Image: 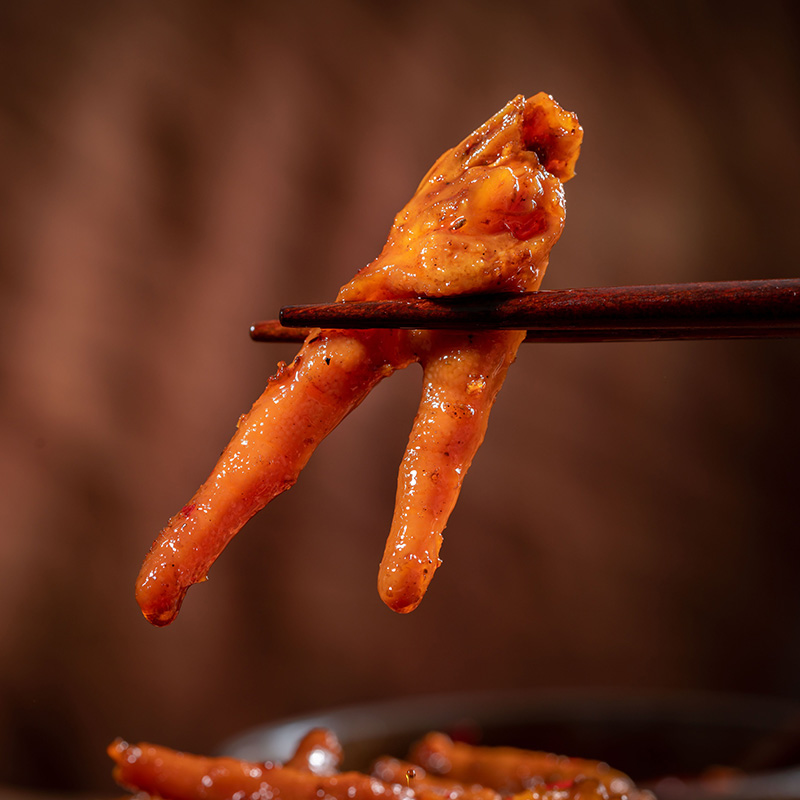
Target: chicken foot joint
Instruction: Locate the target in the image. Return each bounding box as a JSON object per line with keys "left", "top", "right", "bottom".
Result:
{"left": 136, "top": 93, "right": 583, "bottom": 625}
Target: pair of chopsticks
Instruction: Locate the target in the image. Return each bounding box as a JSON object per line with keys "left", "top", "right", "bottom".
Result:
{"left": 250, "top": 278, "right": 800, "bottom": 344}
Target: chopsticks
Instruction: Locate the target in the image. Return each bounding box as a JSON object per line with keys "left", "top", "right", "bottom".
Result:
{"left": 250, "top": 278, "right": 800, "bottom": 344}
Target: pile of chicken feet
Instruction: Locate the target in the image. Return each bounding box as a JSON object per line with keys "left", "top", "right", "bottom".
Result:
{"left": 110, "top": 727, "right": 649, "bottom": 800}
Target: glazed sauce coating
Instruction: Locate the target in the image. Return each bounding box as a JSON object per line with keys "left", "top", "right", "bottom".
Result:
{"left": 109, "top": 728, "right": 648, "bottom": 800}
{"left": 410, "top": 732, "right": 634, "bottom": 795}
{"left": 136, "top": 93, "right": 582, "bottom": 624}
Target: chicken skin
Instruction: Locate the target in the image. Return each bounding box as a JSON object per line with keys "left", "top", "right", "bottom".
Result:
{"left": 136, "top": 93, "right": 582, "bottom": 625}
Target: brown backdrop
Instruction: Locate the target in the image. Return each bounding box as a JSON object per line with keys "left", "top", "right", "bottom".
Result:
{"left": 1, "top": 0, "right": 799, "bottom": 794}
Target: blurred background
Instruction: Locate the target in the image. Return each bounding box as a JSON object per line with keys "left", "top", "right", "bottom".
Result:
{"left": 1, "top": 0, "right": 799, "bottom": 795}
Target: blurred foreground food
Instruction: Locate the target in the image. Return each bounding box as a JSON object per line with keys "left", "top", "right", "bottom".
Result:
{"left": 110, "top": 729, "right": 648, "bottom": 800}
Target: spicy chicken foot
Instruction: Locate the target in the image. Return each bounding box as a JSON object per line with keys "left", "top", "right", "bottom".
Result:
{"left": 410, "top": 732, "right": 635, "bottom": 795}
{"left": 137, "top": 92, "right": 582, "bottom": 624}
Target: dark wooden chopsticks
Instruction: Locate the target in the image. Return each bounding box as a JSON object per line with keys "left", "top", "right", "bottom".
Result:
{"left": 250, "top": 278, "right": 800, "bottom": 344}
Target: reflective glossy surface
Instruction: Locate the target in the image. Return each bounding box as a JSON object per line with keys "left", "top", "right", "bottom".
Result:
{"left": 136, "top": 94, "right": 582, "bottom": 624}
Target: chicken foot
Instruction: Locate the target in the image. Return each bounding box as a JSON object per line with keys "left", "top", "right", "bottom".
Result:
{"left": 136, "top": 93, "right": 582, "bottom": 624}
